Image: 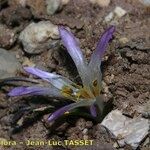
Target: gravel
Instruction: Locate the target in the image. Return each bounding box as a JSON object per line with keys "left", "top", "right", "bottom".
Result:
{"left": 0, "top": 48, "right": 21, "bottom": 79}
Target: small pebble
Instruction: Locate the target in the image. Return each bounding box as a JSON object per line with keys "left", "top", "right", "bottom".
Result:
{"left": 82, "top": 128, "right": 88, "bottom": 134}
{"left": 46, "top": 0, "right": 61, "bottom": 15}
{"left": 105, "top": 12, "right": 114, "bottom": 22}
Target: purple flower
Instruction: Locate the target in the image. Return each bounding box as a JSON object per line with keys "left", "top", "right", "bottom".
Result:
{"left": 8, "top": 26, "right": 115, "bottom": 121}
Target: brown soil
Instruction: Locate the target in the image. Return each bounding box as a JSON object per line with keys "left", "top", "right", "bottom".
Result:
{"left": 0, "top": 0, "right": 149, "bottom": 150}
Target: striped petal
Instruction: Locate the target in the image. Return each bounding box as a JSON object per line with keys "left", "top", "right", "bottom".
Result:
{"left": 58, "top": 26, "right": 89, "bottom": 87}
{"left": 24, "top": 67, "right": 76, "bottom": 90}
{"left": 48, "top": 99, "right": 94, "bottom": 122}
{"left": 8, "top": 86, "right": 64, "bottom": 98}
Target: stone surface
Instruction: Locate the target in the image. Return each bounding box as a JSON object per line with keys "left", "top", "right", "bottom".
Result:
{"left": 46, "top": 0, "right": 61, "bottom": 15}
{"left": 105, "top": 6, "right": 127, "bottom": 23}
{"left": 104, "top": 12, "right": 114, "bottom": 22}
{"left": 89, "top": 0, "right": 110, "bottom": 7}
{"left": 62, "top": 0, "right": 70, "bottom": 5}
{"left": 101, "top": 110, "right": 149, "bottom": 149}
{"left": 0, "top": 24, "right": 16, "bottom": 49}
{"left": 46, "top": 0, "right": 70, "bottom": 15}
{"left": 19, "top": 21, "right": 59, "bottom": 54}
{"left": 114, "top": 6, "right": 127, "bottom": 18}
{"left": 0, "top": 48, "right": 21, "bottom": 79}
{"left": 139, "top": 0, "right": 150, "bottom": 6}
{"left": 134, "top": 100, "right": 150, "bottom": 118}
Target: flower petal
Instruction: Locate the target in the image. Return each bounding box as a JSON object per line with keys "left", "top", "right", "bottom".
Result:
{"left": 90, "top": 104, "right": 97, "bottom": 117}
{"left": 24, "top": 67, "right": 76, "bottom": 90}
{"left": 89, "top": 26, "right": 115, "bottom": 64}
{"left": 88, "top": 26, "right": 115, "bottom": 93}
{"left": 58, "top": 26, "right": 89, "bottom": 87}
{"left": 8, "top": 86, "right": 64, "bottom": 98}
{"left": 48, "top": 99, "right": 94, "bottom": 122}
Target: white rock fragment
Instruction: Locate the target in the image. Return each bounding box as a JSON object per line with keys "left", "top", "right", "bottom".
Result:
{"left": 105, "top": 12, "right": 114, "bottom": 22}
{"left": 19, "top": 21, "right": 59, "bottom": 54}
{"left": 89, "top": 0, "right": 110, "bottom": 7}
{"left": 105, "top": 6, "right": 127, "bottom": 23}
{"left": 101, "top": 110, "right": 149, "bottom": 149}
{"left": 46, "top": 0, "right": 61, "bottom": 15}
{"left": 46, "top": 0, "right": 69, "bottom": 15}
{"left": 114, "top": 6, "right": 127, "bottom": 18}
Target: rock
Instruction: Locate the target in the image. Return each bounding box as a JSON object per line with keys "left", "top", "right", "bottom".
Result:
{"left": 101, "top": 110, "right": 149, "bottom": 149}
{"left": 0, "top": 24, "right": 16, "bottom": 49}
{"left": 114, "top": 6, "right": 127, "bottom": 18}
{"left": 119, "top": 37, "right": 129, "bottom": 44}
{"left": 46, "top": 0, "right": 70, "bottom": 15}
{"left": 139, "top": 0, "right": 150, "bottom": 6}
{"left": 105, "top": 12, "right": 114, "bottom": 22}
{"left": 0, "top": 48, "right": 21, "bottom": 79}
{"left": 62, "top": 0, "right": 70, "bottom": 5}
{"left": 46, "top": 0, "right": 61, "bottom": 15}
{"left": 82, "top": 128, "right": 88, "bottom": 134}
{"left": 105, "top": 6, "right": 127, "bottom": 23}
{"left": 89, "top": 0, "right": 110, "bottom": 7}
{"left": 19, "top": 21, "right": 59, "bottom": 54}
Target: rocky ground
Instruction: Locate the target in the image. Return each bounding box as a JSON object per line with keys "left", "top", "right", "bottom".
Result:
{"left": 0, "top": 0, "right": 149, "bottom": 150}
